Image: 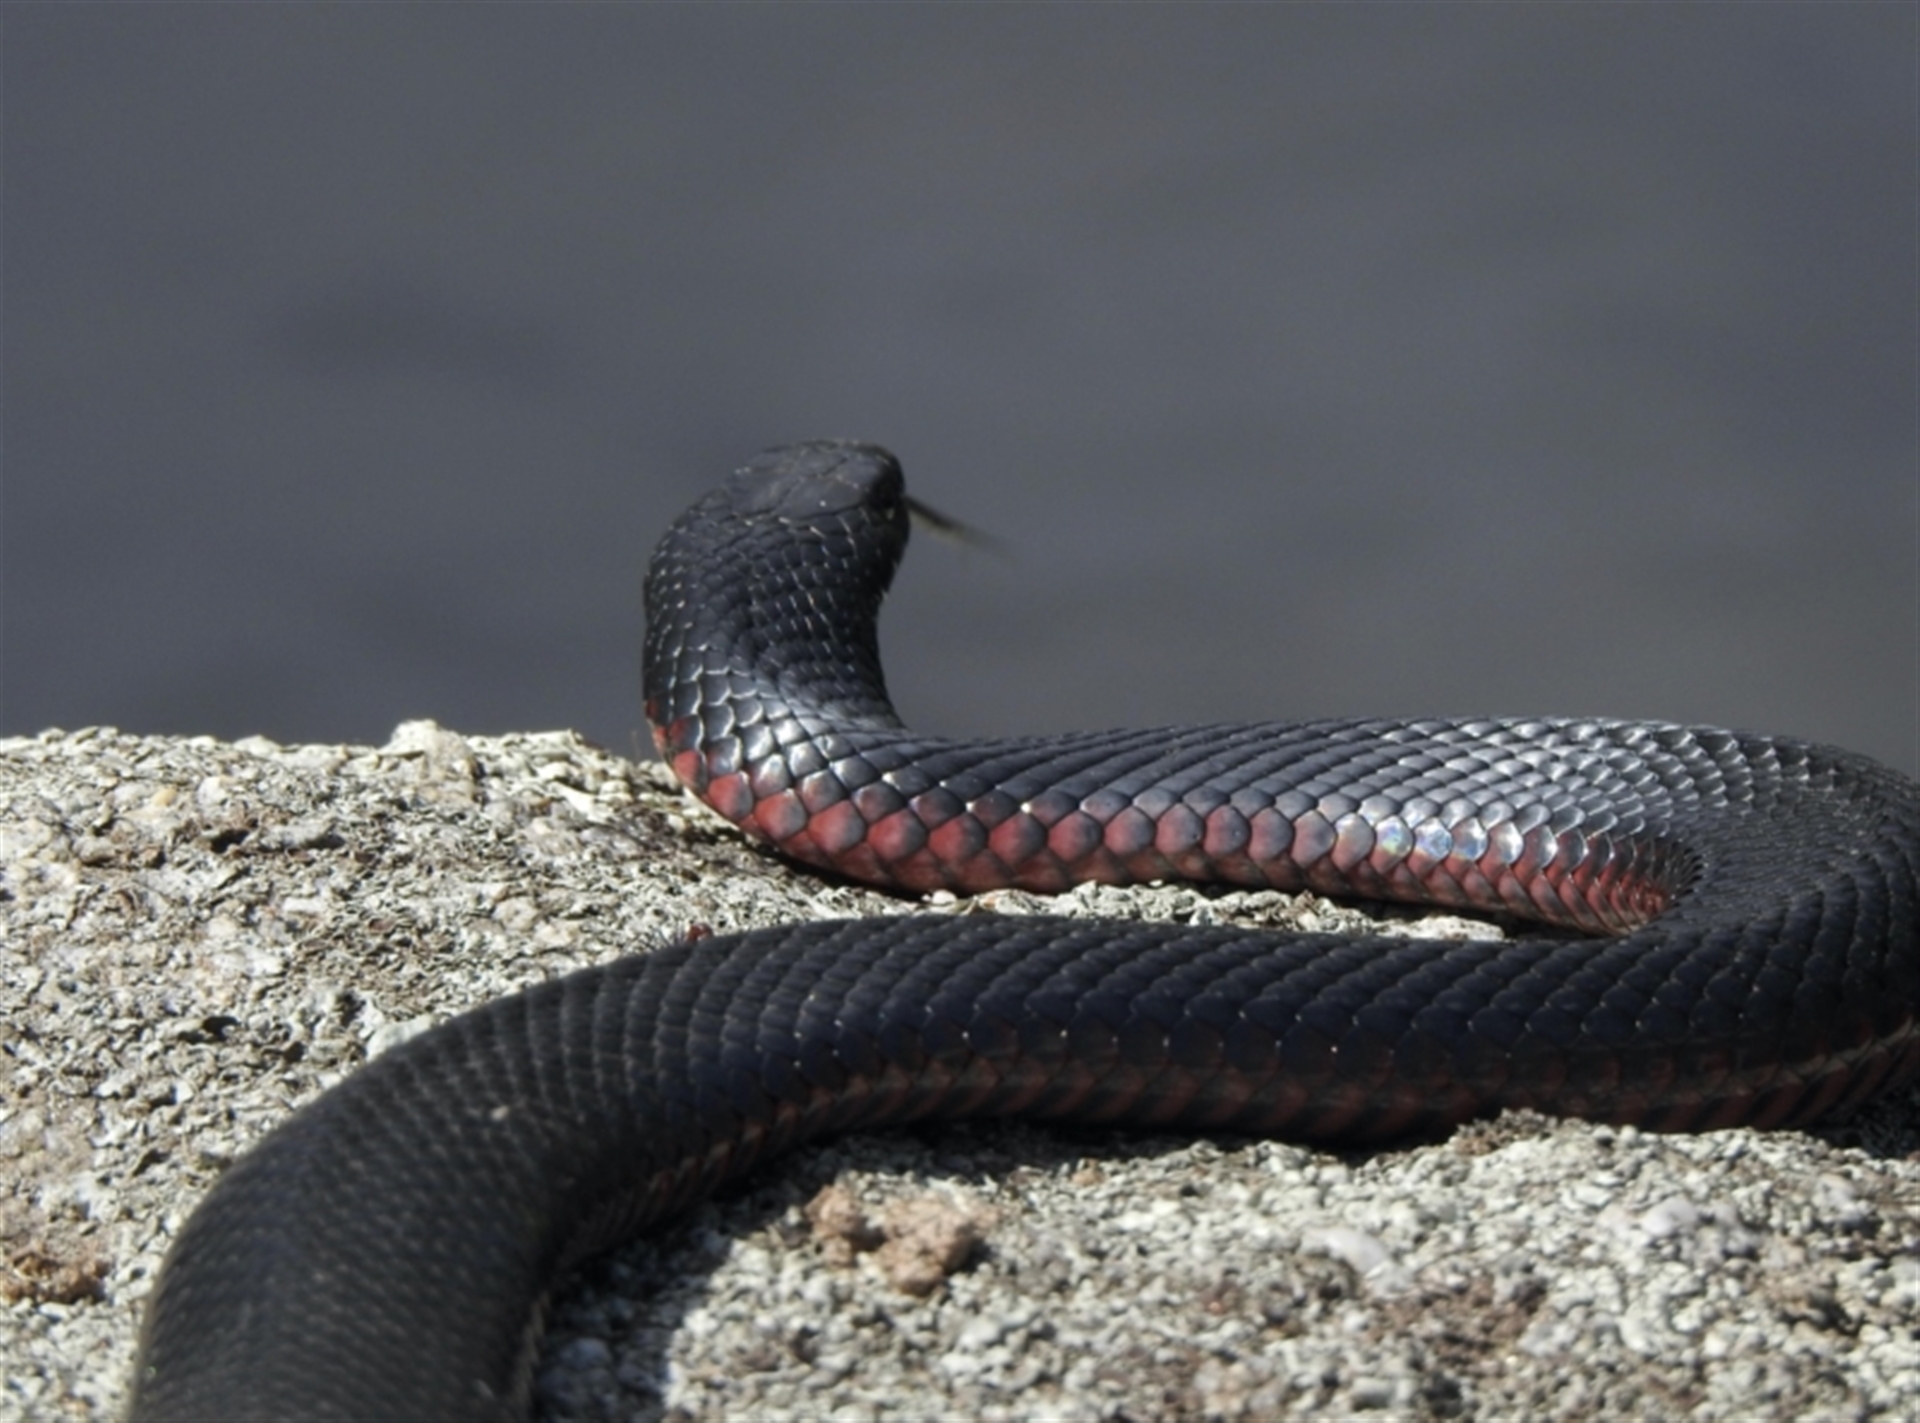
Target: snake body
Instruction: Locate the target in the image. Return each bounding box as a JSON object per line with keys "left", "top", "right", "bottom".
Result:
{"left": 129, "top": 441, "right": 1920, "bottom": 1420}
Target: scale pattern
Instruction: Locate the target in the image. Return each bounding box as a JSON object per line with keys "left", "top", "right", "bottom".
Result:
{"left": 130, "top": 441, "right": 1920, "bottom": 1421}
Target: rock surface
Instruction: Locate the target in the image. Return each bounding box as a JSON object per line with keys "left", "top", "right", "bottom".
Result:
{"left": 3, "top": 724, "right": 1918, "bottom": 1421}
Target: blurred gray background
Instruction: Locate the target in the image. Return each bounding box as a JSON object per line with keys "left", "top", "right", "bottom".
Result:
{"left": 6, "top": 5, "right": 1916, "bottom": 776}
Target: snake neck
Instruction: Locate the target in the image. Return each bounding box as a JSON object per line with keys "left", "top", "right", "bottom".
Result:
{"left": 643, "top": 441, "right": 911, "bottom": 746}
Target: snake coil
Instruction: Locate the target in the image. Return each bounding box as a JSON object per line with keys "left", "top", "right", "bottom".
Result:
{"left": 130, "top": 441, "right": 1920, "bottom": 1421}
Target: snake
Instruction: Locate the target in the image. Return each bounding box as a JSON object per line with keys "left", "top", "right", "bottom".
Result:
{"left": 128, "top": 440, "right": 1920, "bottom": 1421}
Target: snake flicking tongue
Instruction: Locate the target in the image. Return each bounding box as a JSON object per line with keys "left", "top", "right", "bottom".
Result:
{"left": 129, "top": 441, "right": 1920, "bottom": 1422}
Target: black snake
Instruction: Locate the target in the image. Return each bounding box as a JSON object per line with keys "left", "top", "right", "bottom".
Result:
{"left": 129, "top": 440, "right": 1920, "bottom": 1420}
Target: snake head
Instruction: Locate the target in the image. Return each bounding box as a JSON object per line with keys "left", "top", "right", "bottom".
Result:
{"left": 725, "top": 439, "right": 907, "bottom": 527}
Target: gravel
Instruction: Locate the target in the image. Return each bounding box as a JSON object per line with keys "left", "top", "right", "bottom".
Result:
{"left": 4, "top": 723, "right": 1918, "bottom": 1421}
